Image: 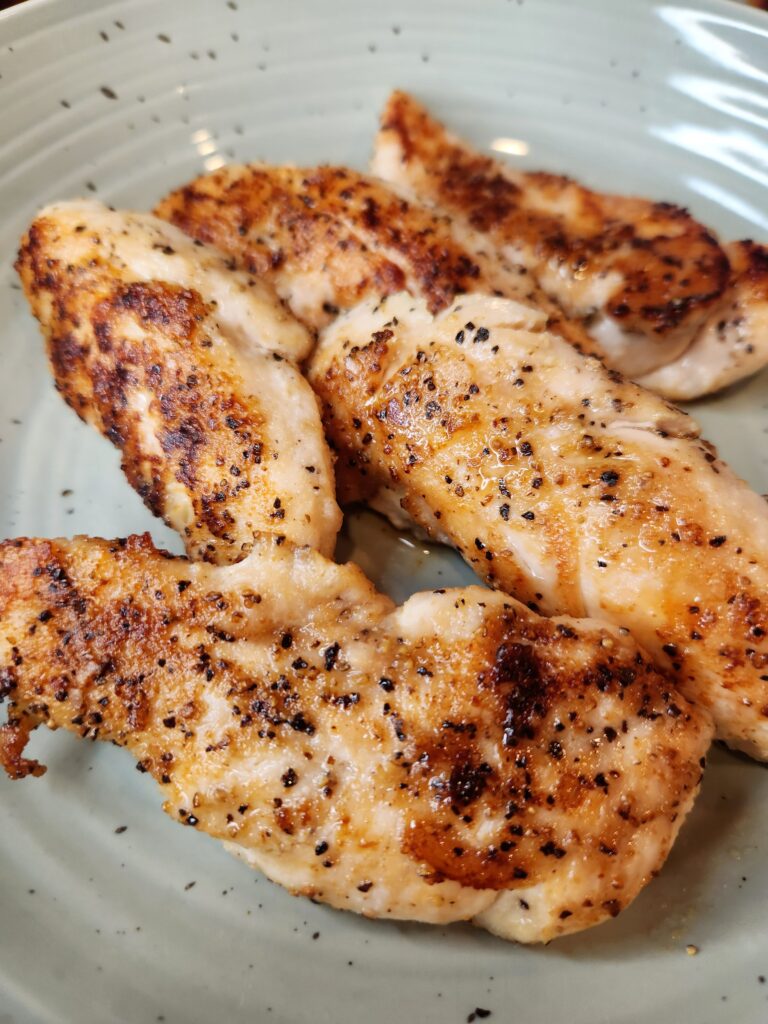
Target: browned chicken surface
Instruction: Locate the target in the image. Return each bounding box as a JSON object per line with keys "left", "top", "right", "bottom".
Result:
{"left": 155, "top": 163, "right": 601, "bottom": 357}
{"left": 309, "top": 292, "right": 768, "bottom": 759}
{"left": 638, "top": 240, "right": 768, "bottom": 400}
{"left": 372, "top": 91, "right": 768, "bottom": 395}
{"left": 16, "top": 201, "right": 341, "bottom": 562}
{"left": 0, "top": 533, "right": 712, "bottom": 943}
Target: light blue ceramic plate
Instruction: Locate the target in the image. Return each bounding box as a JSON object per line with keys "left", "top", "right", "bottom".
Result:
{"left": 1, "top": 0, "right": 768, "bottom": 1021}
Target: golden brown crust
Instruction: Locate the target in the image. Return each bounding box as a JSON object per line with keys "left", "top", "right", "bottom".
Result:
{"left": 157, "top": 165, "right": 474, "bottom": 316}
{"left": 16, "top": 209, "right": 340, "bottom": 562}
{"left": 310, "top": 293, "right": 768, "bottom": 756}
{"left": 634, "top": 238, "right": 768, "bottom": 399}
{"left": 377, "top": 90, "right": 731, "bottom": 351}
{"left": 155, "top": 164, "right": 602, "bottom": 358}
{"left": 0, "top": 534, "right": 710, "bottom": 935}
{"left": 728, "top": 239, "right": 768, "bottom": 290}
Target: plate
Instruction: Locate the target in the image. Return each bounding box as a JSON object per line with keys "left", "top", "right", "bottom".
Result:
{"left": 1, "top": 0, "right": 768, "bottom": 1021}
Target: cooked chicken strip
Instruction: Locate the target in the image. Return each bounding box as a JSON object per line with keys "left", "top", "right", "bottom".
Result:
{"left": 16, "top": 201, "right": 340, "bottom": 561}
{"left": 310, "top": 292, "right": 768, "bottom": 759}
{"left": 637, "top": 241, "right": 768, "bottom": 400}
{"left": 371, "top": 91, "right": 768, "bottom": 394}
{"left": 0, "top": 532, "right": 711, "bottom": 943}
{"left": 155, "top": 164, "right": 601, "bottom": 357}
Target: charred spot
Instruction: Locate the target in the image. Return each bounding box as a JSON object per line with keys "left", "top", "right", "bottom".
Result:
{"left": 159, "top": 417, "right": 207, "bottom": 459}
{"left": 492, "top": 641, "right": 548, "bottom": 747}
{"left": 0, "top": 667, "right": 17, "bottom": 703}
{"left": 114, "top": 676, "right": 150, "bottom": 731}
{"left": 448, "top": 759, "right": 492, "bottom": 806}
{"left": 114, "top": 281, "right": 202, "bottom": 338}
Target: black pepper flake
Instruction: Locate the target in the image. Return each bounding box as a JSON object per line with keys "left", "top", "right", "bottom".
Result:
{"left": 323, "top": 642, "right": 340, "bottom": 671}
{"left": 600, "top": 470, "right": 620, "bottom": 486}
{"left": 662, "top": 643, "right": 678, "bottom": 658}
{"left": 539, "top": 840, "right": 566, "bottom": 859}
{"left": 357, "top": 881, "right": 373, "bottom": 892}
{"left": 177, "top": 580, "right": 191, "bottom": 593}
{"left": 519, "top": 441, "right": 533, "bottom": 456}
{"left": 314, "top": 841, "right": 329, "bottom": 856}
{"left": 474, "top": 327, "right": 490, "bottom": 342}
{"left": 100, "top": 85, "right": 118, "bottom": 100}
{"left": 332, "top": 692, "right": 360, "bottom": 709}
{"left": 521, "top": 511, "right": 535, "bottom": 521}
{"left": 281, "top": 768, "right": 297, "bottom": 788}
{"left": 499, "top": 504, "right": 510, "bottom": 521}
{"left": 280, "top": 632, "right": 293, "bottom": 649}
{"left": 114, "top": 825, "right": 127, "bottom": 834}
{"left": 709, "top": 535, "right": 727, "bottom": 547}
{"left": 379, "top": 677, "right": 394, "bottom": 692}
{"left": 289, "top": 713, "right": 315, "bottom": 735}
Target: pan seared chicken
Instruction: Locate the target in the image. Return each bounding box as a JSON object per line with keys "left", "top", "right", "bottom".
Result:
{"left": 309, "top": 292, "right": 768, "bottom": 758}
{"left": 371, "top": 91, "right": 768, "bottom": 396}
{"left": 0, "top": 533, "right": 711, "bottom": 943}
{"left": 16, "top": 201, "right": 340, "bottom": 562}
{"left": 155, "top": 164, "right": 601, "bottom": 357}
{"left": 1, "top": 152, "right": 738, "bottom": 943}
{"left": 638, "top": 241, "right": 768, "bottom": 401}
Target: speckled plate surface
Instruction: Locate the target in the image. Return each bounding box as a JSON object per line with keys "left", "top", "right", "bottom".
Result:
{"left": 1, "top": 0, "right": 768, "bottom": 1021}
